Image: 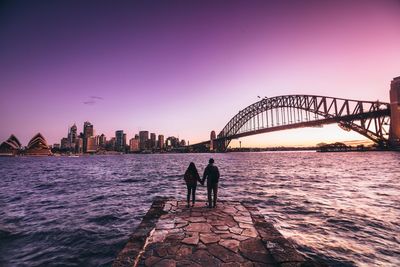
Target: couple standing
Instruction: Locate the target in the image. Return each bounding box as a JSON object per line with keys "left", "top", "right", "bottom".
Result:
{"left": 184, "top": 158, "right": 220, "bottom": 208}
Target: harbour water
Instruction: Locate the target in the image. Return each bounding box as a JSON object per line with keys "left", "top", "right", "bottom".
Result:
{"left": 0, "top": 152, "right": 399, "bottom": 266}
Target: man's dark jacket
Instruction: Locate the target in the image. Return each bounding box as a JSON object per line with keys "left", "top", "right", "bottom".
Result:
{"left": 203, "top": 164, "right": 220, "bottom": 185}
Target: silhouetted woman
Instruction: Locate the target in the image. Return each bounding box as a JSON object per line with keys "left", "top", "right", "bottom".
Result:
{"left": 184, "top": 162, "right": 202, "bottom": 207}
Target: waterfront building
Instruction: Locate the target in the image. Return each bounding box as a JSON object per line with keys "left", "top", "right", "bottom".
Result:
{"left": 150, "top": 133, "right": 156, "bottom": 149}
{"left": 98, "top": 134, "right": 106, "bottom": 148}
{"left": 158, "top": 135, "right": 164, "bottom": 150}
{"left": 139, "top": 131, "right": 149, "bottom": 150}
{"left": 180, "top": 139, "right": 186, "bottom": 146}
{"left": 86, "top": 136, "right": 97, "bottom": 153}
{"left": 129, "top": 138, "right": 140, "bottom": 152}
{"left": 0, "top": 134, "right": 22, "bottom": 155}
{"left": 75, "top": 138, "right": 83, "bottom": 154}
{"left": 68, "top": 124, "right": 77, "bottom": 147}
{"left": 106, "top": 137, "right": 116, "bottom": 151}
{"left": 53, "top": 143, "right": 60, "bottom": 150}
{"left": 166, "top": 136, "right": 179, "bottom": 148}
{"left": 390, "top": 76, "right": 400, "bottom": 148}
{"left": 25, "top": 133, "right": 52, "bottom": 156}
{"left": 83, "top": 121, "right": 94, "bottom": 153}
{"left": 115, "top": 130, "right": 125, "bottom": 152}
{"left": 60, "top": 137, "right": 69, "bottom": 150}
{"left": 123, "top": 133, "right": 127, "bottom": 151}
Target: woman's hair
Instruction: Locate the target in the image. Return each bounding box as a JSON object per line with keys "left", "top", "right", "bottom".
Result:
{"left": 186, "top": 162, "right": 198, "bottom": 175}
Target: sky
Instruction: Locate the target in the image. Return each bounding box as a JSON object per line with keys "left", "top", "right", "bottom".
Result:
{"left": 1, "top": 0, "right": 400, "bottom": 147}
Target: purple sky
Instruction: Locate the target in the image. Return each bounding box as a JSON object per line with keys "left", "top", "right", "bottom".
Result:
{"left": 1, "top": 0, "right": 400, "bottom": 147}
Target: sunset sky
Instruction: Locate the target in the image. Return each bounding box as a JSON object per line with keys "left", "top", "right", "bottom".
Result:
{"left": 1, "top": 0, "right": 400, "bottom": 147}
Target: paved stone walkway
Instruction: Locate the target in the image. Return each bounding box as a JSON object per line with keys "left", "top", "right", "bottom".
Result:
{"left": 113, "top": 198, "right": 323, "bottom": 267}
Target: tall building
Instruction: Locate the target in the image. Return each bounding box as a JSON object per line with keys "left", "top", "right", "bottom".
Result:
{"left": 390, "top": 76, "right": 400, "bottom": 147}
{"left": 60, "top": 137, "right": 69, "bottom": 150}
{"left": 86, "top": 137, "right": 97, "bottom": 153}
{"left": 75, "top": 138, "right": 83, "bottom": 153}
{"left": 129, "top": 138, "right": 140, "bottom": 152}
{"left": 83, "top": 121, "right": 94, "bottom": 137}
{"left": 98, "top": 134, "right": 106, "bottom": 148}
{"left": 158, "top": 135, "right": 164, "bottom": 150}
{"left": 83, "top": 121, "right": 94, "bottom": 152}
{"left": 150, "top": 133, "right": 156, "bottom": 149}
{"left": 115, "top": 130, "right": 126, "bottom": 152}
{"left": 68, "top": 124, "right": 77, "bottom": 147}
{"left": 139, "top": 131, "right": 149, "bottom": 150}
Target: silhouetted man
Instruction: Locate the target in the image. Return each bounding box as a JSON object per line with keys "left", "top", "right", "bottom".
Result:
{"left": 202, "top": 158, "right": 220, "bottom": 208}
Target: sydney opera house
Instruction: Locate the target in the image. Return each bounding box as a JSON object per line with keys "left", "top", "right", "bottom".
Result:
{"left": 0, "top": 133, "right": 52, "bottom": 156}
{"left": 0, "top": 134, "right": 22, "bottom": 156}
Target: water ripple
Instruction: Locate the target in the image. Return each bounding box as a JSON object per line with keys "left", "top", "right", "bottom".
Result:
{"left": 0, "top": 152, "right": 399, "bottom": 266}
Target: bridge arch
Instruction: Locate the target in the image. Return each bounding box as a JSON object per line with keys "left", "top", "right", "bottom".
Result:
{"left": 217, "top": 95, "right": 390, "bottom": 150}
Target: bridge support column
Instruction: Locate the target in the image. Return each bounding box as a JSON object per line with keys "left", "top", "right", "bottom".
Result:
{"left": 389, "top": 76, "right": 400, "bottom": 149}
{"left": 216, "top": 138, "right": 228, "bottom": 152}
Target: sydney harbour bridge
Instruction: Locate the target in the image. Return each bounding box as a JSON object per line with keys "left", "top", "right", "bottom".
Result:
{"left": 190, "top": 77, "right": 400, "bottom": 152}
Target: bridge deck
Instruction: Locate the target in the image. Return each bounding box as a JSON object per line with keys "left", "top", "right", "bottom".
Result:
{"left": 113, "top": 197, "right": 324, "bottom": 267}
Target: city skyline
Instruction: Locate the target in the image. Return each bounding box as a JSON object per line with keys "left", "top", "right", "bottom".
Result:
{"left": 1, "top": 1, "right": 400, "bottom": 146}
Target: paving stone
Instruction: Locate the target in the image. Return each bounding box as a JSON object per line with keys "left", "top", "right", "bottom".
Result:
{"left": 208, "top": 243, "right": 245, "bottom": 263}
{"left": 189, "top": 217, "right": 206, "bottom": 223}
{"left": 242, "top": 228, "right": 258, "bottom": 238}
{"left": 219, "top": 239, "right": 240, "bottom": 252}
{"left": 239, "top": 238, "right": 274, "bottom": 264}
{"left": 200, "top": 233, "right": 220, "bottom": 244}
{"left": 229, "top": 227, "right": 243, "bottom": 235}
{"left": 145, "top": 256, "right": 162, "bottom": 266}
{"left": 221, "top": 262, "right": 240, "bottom": 267}
{"left": 176, "top": 260, "right": 202, "bottom": 267}
{"left": 191, "top": 249, "right": 222, "bottom": 266}
{"left": 167, "top": 245, "right": 181, "bottom": 255}
{"left": 233, "top": 216, "right": 253, "bottom": 224}
{"left": 151, "top": 230, "right": 168, "bottom": 243}
{"left": 181, "top": 232, "right": 199, "bottom": 245}
{"left": 231, "top": 234, "right": 250, "bottom": 241}
{"left": 156, "top": 222, "right": 175, "bottom": 230}
{"left": 239, "top": 223, "right": 254, "bottom": 229}
{"left": 175, "top": 245, "right": 193, "bottom": 259}
{"left": 155, "top": 246, "right": 169, "bottom": 257}
{"left": 154, "top": 259, "right": 176, "bottom": 267}
{"left": 185, "top": 222, "right": 212, "bottom": 233}
{"left": 213, "top": 230, "right": 230, "bottom": 234}
{"left": 215, "top": 225, "right": 229, "bottom": 231}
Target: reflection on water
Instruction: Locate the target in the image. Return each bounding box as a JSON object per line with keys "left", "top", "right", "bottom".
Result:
{"left": 0, "top": 152, "right": 399, "bottom": 266}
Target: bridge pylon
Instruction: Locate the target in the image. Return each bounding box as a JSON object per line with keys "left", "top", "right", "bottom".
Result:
{"left": 389, "top": 76, "right": 400, "bottom": 149}
{"left": 215, "top": 138, "right": 228, "bottom": 152}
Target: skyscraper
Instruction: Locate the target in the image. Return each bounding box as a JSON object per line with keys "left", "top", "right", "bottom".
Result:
{"left": 158, "top": 135, "right": 164, "bottom": 150}
{"left": 83, "top": 121, "right": 94, "bottom": 153}
{"left": 129, "top": 138, "right": 140, "bottom": 152}
{"left": 139, "top": 131, "right": 149, "bottom": 150}
{"left": 115, "top": 130, "right": 125, "bottom": 152}
{"left": 68, "top": 124, "right": 77, "bottom": 148}
{"left": 98, "top": 134, "right": 106, "bottom": 148}
{"left": 150, "top": 133, "right": 156, "bottom": 149}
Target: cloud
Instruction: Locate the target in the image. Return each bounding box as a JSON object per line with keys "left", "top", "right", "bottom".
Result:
{"left": 83, "top": 96, "right": 103, "bottom": 105}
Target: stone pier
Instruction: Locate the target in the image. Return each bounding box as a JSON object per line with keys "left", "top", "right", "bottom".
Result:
{"left": 113, "top": 197, "right": 324, "bottom": 267}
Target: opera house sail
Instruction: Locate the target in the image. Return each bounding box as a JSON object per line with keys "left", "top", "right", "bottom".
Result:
{"left": 0, "top": 134, "right": 22, "bottom": 156}
{"left": 25, "top": 133, "right": 52, "bottom": 156}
